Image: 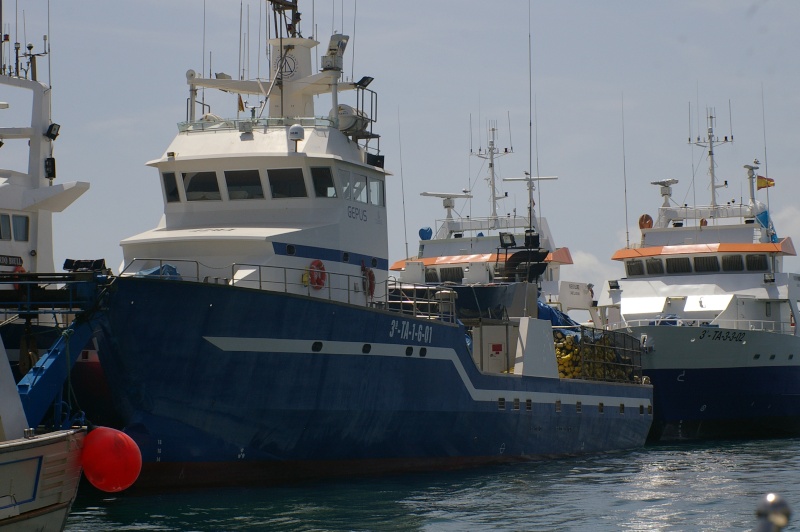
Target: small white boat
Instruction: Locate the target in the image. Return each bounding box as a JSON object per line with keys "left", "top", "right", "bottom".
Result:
{"left": 0, "top": 338, "right": 83, "bottom": 532}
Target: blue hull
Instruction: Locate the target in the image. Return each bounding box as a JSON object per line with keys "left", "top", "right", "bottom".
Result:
{"left": 90, "top": 277, "right": 652, "bottom": 488}
{"left": 646, "top": 366, "right": 800, "bottom": 441}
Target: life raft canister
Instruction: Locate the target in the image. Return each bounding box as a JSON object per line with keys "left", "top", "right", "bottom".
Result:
{"left": 307, "top": 259, "right": 326, "bottom": 290}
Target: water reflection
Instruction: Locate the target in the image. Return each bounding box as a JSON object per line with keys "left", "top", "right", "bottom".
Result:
{"left": 67, "top": 439, "right": 800, "bottom": 531}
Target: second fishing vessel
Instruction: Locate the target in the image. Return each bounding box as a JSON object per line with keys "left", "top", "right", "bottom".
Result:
{"left": 596, "top": 115, "right": 800, "bottom": 441}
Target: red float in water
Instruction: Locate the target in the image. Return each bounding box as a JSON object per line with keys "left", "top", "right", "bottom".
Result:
{"left": 82, "top": 426, "right": 142, "bottom": 492}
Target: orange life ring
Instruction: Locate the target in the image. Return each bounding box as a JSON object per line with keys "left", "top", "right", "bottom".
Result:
{"left": 361, "top": 262, "right": 376, "bottom": 298}
{"left": 12, "top": 265, "right": 25, "bottom": 291}
{"left": 308, "top": 259, "right": 326, "bottom": 290}
{"left": 365, "top": 268, "right": 375, "bottom": 297}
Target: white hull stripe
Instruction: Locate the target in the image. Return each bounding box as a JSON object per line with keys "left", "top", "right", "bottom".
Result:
{"left": 204, "top": 336, "right": 651, "bottom": 408}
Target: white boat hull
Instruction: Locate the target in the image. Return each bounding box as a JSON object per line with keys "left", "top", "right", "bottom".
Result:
{"left": 0, "top": 428, "right": 84, "bottom": 531}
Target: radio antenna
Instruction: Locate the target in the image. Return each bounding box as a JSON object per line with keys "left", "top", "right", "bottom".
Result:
{"left": 398, "top": 107, "right": 410, "bottom": 259}
{"left": 621, "top": 93, "right": 630, "bottom": 248}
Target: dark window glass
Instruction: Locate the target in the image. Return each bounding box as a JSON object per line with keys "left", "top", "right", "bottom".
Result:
{"left": 666, "top": 257, "right": 692, "bottom": 274}
{"left": 425, "top": 268, "right": 439, "bottom": 283}
{"left": 12, "top": 215, "right": 28, "bottom": 241}
{"left": 694, "top": 256, "right": 720, "bottom": 272}
{"left": 311, "top": 168, "right": 336, "bottom": 198}
{"left": 162, "top": 172, "right": 180, "bottom": 203}
{"left": 225, "top": 170, "right": 264, "bottom": 200}
{"left": 626, "top": 260, "right": 644, "bottom": 276}
{"left": 311, "top": 167, "right": 337, "bottom": 198}
{"left": 746, "top": 254, "right": 769, "bottom": 271}
{"left": 439, "top": 267, "right": 464, "bottom": 282}
{"left": 268, "top": 168, "right": 307, "bottom": 198}
{"left": 183, "top": 171, "right": 221, "bottom": 201}
{"left": 645, "top": 258, "right": 664, "bottom": 274}
{"left": 0, "top": 215, "right": 10, "bottom": 240}
{"left": 722, "top": 255, "right": 744, "bottom": 271}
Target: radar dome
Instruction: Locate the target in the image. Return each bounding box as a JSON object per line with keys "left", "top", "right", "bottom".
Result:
{"left": 288, "top": 124, "right": 305, "bottom": 141}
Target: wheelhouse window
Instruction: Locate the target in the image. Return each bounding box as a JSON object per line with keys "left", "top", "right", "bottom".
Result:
{"left": 645, "top": 258, "right": 664, "bottom": 275}
{"left": 694, "top": 256, "right": 720, "bottom": 273}
{"left": 162, "top": 172, "right": 181, "bottom": 203}
{"left": 746, "top": 254, "right": 769, "bottom": 271}
{"left": 338, "top": 169, "right": 352, "bottom": 199}
{"left": 665, "top": 257, "right": 692, "bottom": 274}
{"left": 11, "top": 215, "right": 28, "bottom": 241}
{"left": 311, "top": 167, "right": 337, "bottom": 198}
{"left": 722, "top": 254, "right": 744, "bottom": 271}
{"left": 0, "top": 215, "right": 10, "bottom": 240}
{"left": 268, "top": 168, "right": 307, "bottom": 198}
{"left": 183, "top": 171, "right": 221, "bottom": 201}
{"left": 225, "top": 170, "right": 264, "bottom": 200}
{"left": 351, "top": 173, "right": 368, "bottom": 203}
{"left": 369, "top": 177, "right": 385, "bottom": 206}
{"left": 625, "top": 260, "right": 644, "bottom": 276}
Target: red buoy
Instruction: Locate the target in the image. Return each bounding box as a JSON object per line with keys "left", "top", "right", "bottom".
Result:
{"left": 82, "top": 426, "right": 142, "bottom": 492}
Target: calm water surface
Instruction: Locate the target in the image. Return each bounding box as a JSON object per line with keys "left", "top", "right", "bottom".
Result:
{"left": 66, "top": 438, "right": 800, "bottom": 531}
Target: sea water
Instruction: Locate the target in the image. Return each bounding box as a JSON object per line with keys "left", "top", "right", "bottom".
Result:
{"left": 66, "top": 438, "right": 800, "bottom": 531}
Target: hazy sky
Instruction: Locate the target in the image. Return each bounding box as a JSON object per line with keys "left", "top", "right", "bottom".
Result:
{"left": 2, "top": 0, "right": 798, "bottom": 296}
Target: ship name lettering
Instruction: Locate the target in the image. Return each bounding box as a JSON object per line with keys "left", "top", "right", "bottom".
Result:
{"left": 388, "top": 319, "right": 432, "bottom": 344}
{"left": 698, "top": 329, "right": 745, "bottom": 342}
{"left": 347, "top": 206, "right": 368, "bottom": 222}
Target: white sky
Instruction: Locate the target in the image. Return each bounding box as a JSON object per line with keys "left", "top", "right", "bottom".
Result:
{"left": 1, "top": 0, "right": 799, "bottom": 295}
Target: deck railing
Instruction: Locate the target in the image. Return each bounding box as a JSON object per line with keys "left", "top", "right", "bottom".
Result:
{"left": 177, "top": 116, "right": 332, "bottom": 133}
{"left": 120, "top": 258, "right": 458, "bottom": 324}
{"left": 609, "top": 317, "right": 795, "bottom": 335}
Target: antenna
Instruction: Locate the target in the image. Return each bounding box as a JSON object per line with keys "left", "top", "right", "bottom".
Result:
{"left": 473, "top": 124, "right": 511, "bottom": 225}
{"left": 507, "top": 110, "right": 514, "bottom": 153}
{"left": 761, "top": 84, "right": 769, "bottom": 185}
{"left": 690, "top": 110, "right": 732, "bottom": 213}
{"left": 398, "top": 107, "right": 410, "bottom": 259}
{"left": 622, "top": 93, "right": 630, "bottom": 248}
{"left": 503, "top": 175, "right": 558, "bottom": 232}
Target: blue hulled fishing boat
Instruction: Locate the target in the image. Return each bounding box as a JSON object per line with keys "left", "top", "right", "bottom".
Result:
{"left": 73, "top": 0, "right": 652, "bottom": 488}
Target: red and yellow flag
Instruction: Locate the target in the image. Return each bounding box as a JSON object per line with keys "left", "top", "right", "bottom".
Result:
{"left": 757, "top": 175, "right": 775, "bottom": 190}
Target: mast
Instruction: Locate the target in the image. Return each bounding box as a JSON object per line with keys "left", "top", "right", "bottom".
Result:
{"left": 691, "top": 113, "right": 731, "bottom": 216}
{"left": 474, "top": 125, "right": 510, "bottom": 227}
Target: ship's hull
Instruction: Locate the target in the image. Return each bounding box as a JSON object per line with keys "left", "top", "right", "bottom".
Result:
{"left": 90, "top": 277, "right": 652, "bottom": 489}
{"left": 0, "top": 428, "right": 84, "bottom": 531}
{"left": 631, "top": 325, "right": 800, "bottom": 441}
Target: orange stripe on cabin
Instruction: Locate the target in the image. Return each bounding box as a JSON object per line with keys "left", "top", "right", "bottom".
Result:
{"left": 610, "top": 237, "right": 796, "bottom": 261}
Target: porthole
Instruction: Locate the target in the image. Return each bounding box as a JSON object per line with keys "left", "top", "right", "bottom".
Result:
{"left": 312, "top": 341, "right": 322, "bottom": 352}
{"left": 405, "top": 346, "right": 413, "bottom": 357}
{"left": 362, "top": 344, "right": 371, "bottom": 354}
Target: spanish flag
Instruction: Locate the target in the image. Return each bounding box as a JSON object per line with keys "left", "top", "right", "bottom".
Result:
{"left": 757, "top": 175, "right": 775, "bottom": 190}
{"left": 237, "top": 94, "right": 245, "bottom": 113}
